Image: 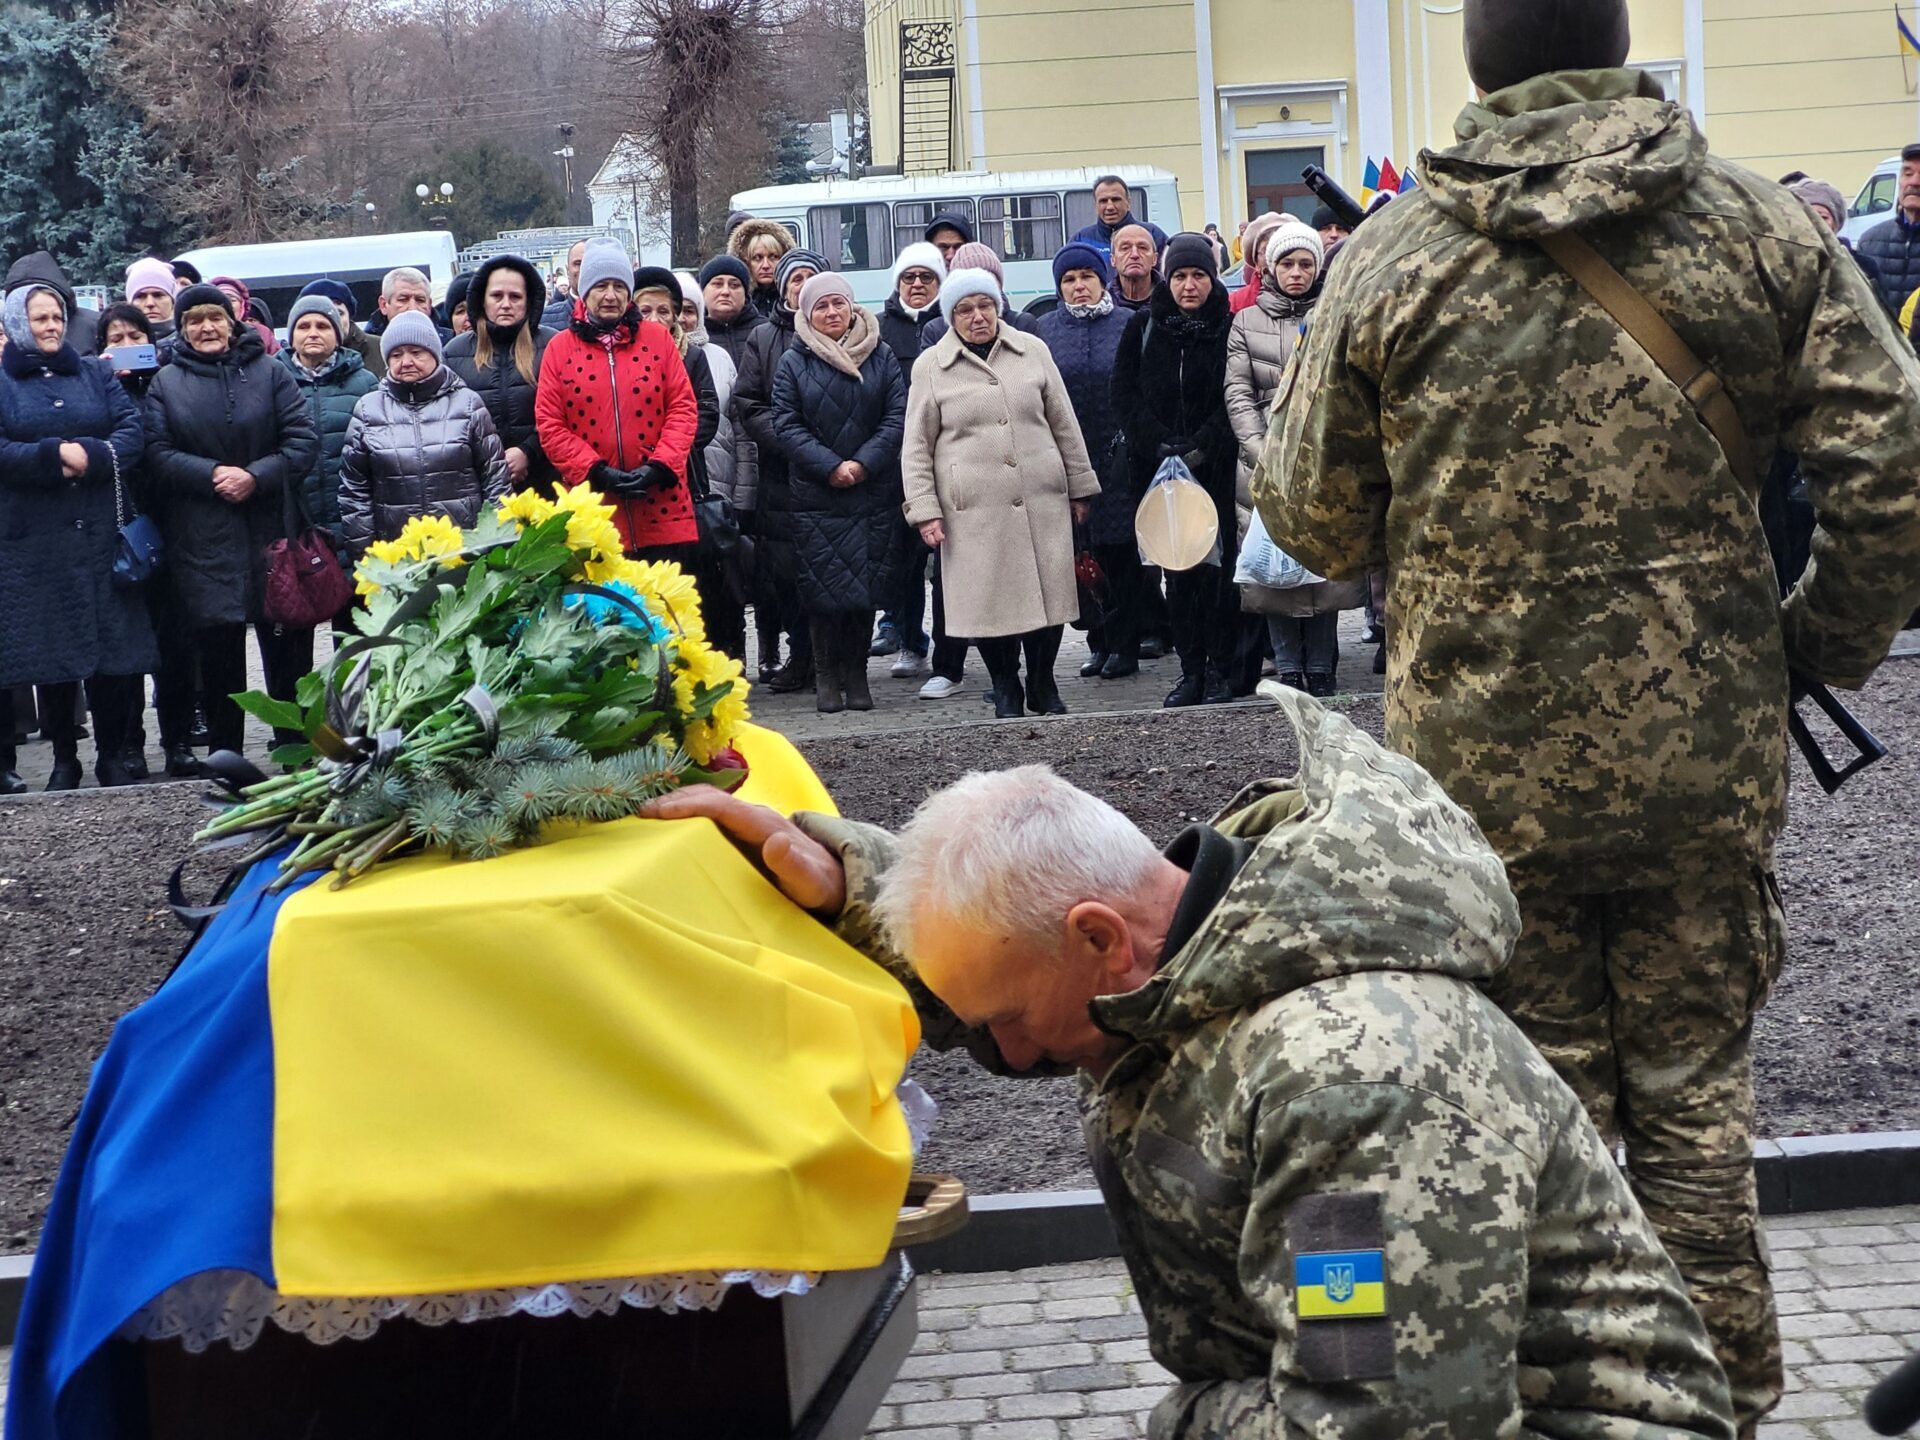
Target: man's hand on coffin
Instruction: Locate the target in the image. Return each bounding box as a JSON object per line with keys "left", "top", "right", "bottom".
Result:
{"left": 641, "top": 785, "right": 848, "bottom": 915}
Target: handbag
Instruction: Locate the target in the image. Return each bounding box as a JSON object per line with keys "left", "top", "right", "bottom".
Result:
{"left": 1071, "top": 536, "right": 1114, "bottom": 633}
{"left": 108, "top": 444, "right": 164, "bottom": 589}
{"left": 263, "top": 473, "right": 354, "bottom": 628}
{"left": 688, "top": 460, "right": 742, "bottom": 559}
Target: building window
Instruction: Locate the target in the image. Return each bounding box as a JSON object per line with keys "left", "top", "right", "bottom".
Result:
{"left": 1064, "top": 186, "right": 1147, "bottom": 237}
{"left": 1244, "top": 147, "right": 1325, "bottom": 224}
{"left": 892, "top": 199, "right": 976, "bottom": 255}
{"left": 979, "top": 193, "right": 1064, "bottom": 260}
{"left": 809, "top": 204, "right": 893, "bottom": 272}
{"left": 1630, "top": 59, "right": 1685, "bottom": 108}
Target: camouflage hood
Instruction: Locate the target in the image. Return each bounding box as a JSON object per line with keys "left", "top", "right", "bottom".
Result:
{"left": 1419, "top": 68, "right": 1707, "bottom": 239}
{"left": 1094, "top": 688, "right": 1521, "bottom": 1039}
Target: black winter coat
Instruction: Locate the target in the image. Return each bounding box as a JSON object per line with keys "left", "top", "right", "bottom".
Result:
{"left": 877, "top": 296, "right": 941, "bottom": 388}
{"left": 144, "top": 329, "right": 319, "bottom": 627}
{"left": 735, "top": 310, "right": 805, "bottom": 570}
{"left": 703, "top": 310, "right": 759, "bottom": 372}
{"left": 280, "top": 347, "right": 377, "bottom": 540}
{"left": 0, "top": 343, "right": 157, "bottom": 685}
{"left": 338, "top": 366, "right": 510, "bottom": 553}
{"left": 770, "top": 338, "right": 908, "bottom": 614}
{"left": 1037, "top": 303, "right": 1134, "bottom": 546}
{"left": 445, "top": 323, "right": 559, "bottom": 494}
{"left": 1111, "top": 282, "right": 1236, "bottom": 532}
{"left": 683, "top": 343, "right": 721, "bottom": 498}
{"left": 1854, "top": 213, "right": 1920, "bottom": 314}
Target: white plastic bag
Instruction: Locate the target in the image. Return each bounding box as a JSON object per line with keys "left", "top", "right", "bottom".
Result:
{"left": 1233, "top": 507, "right": 1323, "bottom": 589}
{"left": 1135, "top": 456, "right": 1222, "bottom": 571}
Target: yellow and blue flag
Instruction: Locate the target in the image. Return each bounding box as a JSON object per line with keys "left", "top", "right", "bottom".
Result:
{"left": 1358, "top": 157, "right": 1382, "bottom": 209}
{"left": 8, "top": 725, "right": 919, "bottom": 1440}
{"left": 1901, "top": 7, "right": 1920, "bottom": 59}
{"left": 1296, "top": 1248, "right": 1389, "bottom": 1320}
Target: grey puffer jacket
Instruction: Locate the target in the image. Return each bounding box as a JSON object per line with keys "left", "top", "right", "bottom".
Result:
{"left": 338, "top": 365, "right": 511, "bottom": 553}
{"left": 1224, "top": 279, "right": 1317, "bottom": 500}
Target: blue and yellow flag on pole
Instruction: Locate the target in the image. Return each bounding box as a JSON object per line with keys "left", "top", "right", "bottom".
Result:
{"left": 1900, "top": 7, "right": 1920, "bottom": 59}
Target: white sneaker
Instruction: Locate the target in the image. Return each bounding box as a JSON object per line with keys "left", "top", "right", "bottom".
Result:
{"left": 918, "top": 674, "right": 964, "bottom": 699}
{"left": 892, "top": 650, "right": 929, "bottom": 677}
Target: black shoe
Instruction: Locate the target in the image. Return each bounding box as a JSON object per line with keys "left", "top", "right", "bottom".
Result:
{"left": 757, "top": 664, "right": 778, "bottom": 684}
{"left": 1202, "top": 672, "right": 1234, "bottom": 705}
{"left": 1026, "top": 678, "right": 1067, "bottom": 716}
{"left": 1305, "top": 672, "right": 1337, "bottom": 698}
{"left": 1359, "top": 624, "right": 1383, "bottom": 645}
{"left": 0, "top": 770, "right": 25, "bottom": 796}
{"left": 1079, "top": 651, "right": 1108, "bottom": 678}
{"left": 1163, "top": 674, "right": 1205, "bottom": 708}
{"left": 188, "top": 708, "right": 211, "bottom": 747}
{"left": 992, "top": 680, "right": 1026, "bottom": 719}
{"left": 1138, "top": 636, "right": 1168, "bottom": 660}
{"left": 96, "top": 754, "right": 138, "bottom": 788}
{"left": 1100, "top": 653, "right": 1138, "bottom": 680}
{"left": 767, "top": 657, "right": 815, "bottom": 694}
{"left": 122, "top": 746, "right": 150, "bottom": 781}
{"left": 1278, "top": 671, "right": 1306, "bottom": 691}
{"left": 45, "top": 757, "right": 82, "bottom": 791}
{"left": 845, "top": 664, "right": 874, "bottom": 712}
{"left": 165, "top": 744, "right": 203, "bottom": 779}
{"left": 1373, "top": 644, "right": 1387, "bottom": 675}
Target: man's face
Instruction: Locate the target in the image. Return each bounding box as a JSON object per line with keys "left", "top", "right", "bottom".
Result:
{"left": 1169, "top": 266, "right": 1211, "bottom": 311}
{"left": 132, "top": 287, "right": 174, "bottom": 325}
{"left": 1902, "top": 160, "right": 1920, "bottom": 218}
{"left": 484, "top": 270, "right": 528, "bottom": 327}
{"left": 1317, "top": 221, "right": 1351, "bottom": 249}
{"left": 1112, "top": 229, "right": 1155, "bottom": 280}
{"left": 333, "top": 301, "right": 354, "bottom": 333}
{"left": 897, "top": 264, "right": 940, "bottom": 310}
{"left": 381, "top": 278, "right": 432, "bottom": 319}
{"left": 567, "top": 241, "right": 587, "bottom": 293}
{"left": 704, "top": 275, "right": 746, "bottom": 320}
{"left": 910, "top": 912, "right": 1130, "bottom": 1075}
{"left": 928, "top": 226, "right": 966, "bottom": 263}
{"left": 1094, "top": 183, "right": 1130, "bottom": 226}
{"left": 291, "top": 313, "right": 339, "bottom": 364}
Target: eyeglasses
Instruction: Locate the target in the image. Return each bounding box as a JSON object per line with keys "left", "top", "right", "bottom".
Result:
{"left": 900, "top": 270, "right": 939, "bottom": 287}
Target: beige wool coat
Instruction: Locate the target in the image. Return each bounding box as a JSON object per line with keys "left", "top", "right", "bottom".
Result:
{"left": 903, "top": 325, "right": 1100, "bottom": 638}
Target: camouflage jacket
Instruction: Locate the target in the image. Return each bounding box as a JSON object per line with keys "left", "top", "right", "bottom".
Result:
{"left": 796, "top": 690, "right": 1734, "bottom": 1439}
{"left": 1257, "top": 69, "right": 1920, "bottom": 888}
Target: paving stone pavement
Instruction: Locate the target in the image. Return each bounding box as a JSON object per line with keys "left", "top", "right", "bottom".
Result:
{"left": 1, "top": 1207, "right": 1918, "bottom": 1432}
{"left": 863, "top": 1206, "right": 1920, "bottom": 1440}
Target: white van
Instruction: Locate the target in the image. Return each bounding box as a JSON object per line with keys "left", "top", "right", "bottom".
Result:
{"left": 1842, "top": 157, "right": 1901, "bottom": 246}
{"left": 173, "top": 231, "right": 462, "bottom": 331}
{"left": 728, "top": 166, "right": 1181, "bottom": 312}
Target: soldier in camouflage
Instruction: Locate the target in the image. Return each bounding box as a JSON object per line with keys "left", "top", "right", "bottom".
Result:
{"left": 646, "top": 687, "right": 1736, "bottom": 1438}
{"left": 1255, "top": 0, "right": 1920, "bottom": 1431}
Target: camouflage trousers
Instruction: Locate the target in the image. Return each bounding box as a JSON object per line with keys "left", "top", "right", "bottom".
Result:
{"left": 1483, "top": 863, "right": 1787, "bottom": 1438}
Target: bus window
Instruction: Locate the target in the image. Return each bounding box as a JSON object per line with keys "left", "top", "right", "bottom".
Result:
{"left": 979, "top": 194, "right": 1064, "bottom": 261}
{"left": 808, "top": 204, "right": 892, "bottom": 272}
{"left": 891, "top": 199, "right": 977, "bottom": 255}
{"left": 1065, "top": 186, "right": 1146, "bottom": 236}
{"left": 1860, "top": 172, "right": 1897, "bottom": 216}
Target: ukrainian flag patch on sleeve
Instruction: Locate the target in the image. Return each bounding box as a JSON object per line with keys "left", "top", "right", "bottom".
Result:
{"left": 1294, "top": 1248, "right": 1388, "bottom": 1320}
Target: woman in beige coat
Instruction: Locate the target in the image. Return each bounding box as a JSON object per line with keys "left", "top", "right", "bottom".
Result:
{"left": 903, "top": 270, "right": 1099, "bottom": 718}
{"left": 1224, "top": 218, "right": 1365, "bottom": 695}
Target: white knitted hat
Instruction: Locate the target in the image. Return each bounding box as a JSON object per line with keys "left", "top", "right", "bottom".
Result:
{"left": 937, "top": 268, "right": 1003, "bottom": 326}
{"left": 1265, "top": 218, "right": 1325, "bottom": 275}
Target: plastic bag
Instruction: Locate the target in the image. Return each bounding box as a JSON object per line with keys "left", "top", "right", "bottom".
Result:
{"left": 1233, "top": 507, "right": 1323, "bottom": 589}
{"left": 1135, "top": 456, "right": 1222, "bottom": 572}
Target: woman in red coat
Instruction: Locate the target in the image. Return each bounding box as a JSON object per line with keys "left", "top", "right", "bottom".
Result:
{"left": 534, "top": 237, "right": 700, "bottom": 560}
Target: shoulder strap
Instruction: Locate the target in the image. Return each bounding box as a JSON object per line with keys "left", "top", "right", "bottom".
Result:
{"left": 1535, "top": 229, "right": 1756, "bottom": 487}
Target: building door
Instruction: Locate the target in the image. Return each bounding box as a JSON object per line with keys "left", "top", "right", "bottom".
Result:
{"left": 1245, "top": 146, "right": 1326, "bottom": 222}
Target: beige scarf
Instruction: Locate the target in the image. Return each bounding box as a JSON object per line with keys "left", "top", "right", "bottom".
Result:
{"left": 795, "top": 303, "right": 880, "bottom": 379}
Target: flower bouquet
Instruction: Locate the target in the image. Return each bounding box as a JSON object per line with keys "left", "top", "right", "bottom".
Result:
{"left": 196, "top": 487, "right": 750, "bottom": 889}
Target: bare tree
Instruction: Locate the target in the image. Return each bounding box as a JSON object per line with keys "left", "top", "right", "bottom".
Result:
{"left": 114, "top": 0, "right": 334, "bottom": 243}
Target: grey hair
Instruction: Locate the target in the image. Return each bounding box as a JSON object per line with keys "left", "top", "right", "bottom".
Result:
{"left": 382, "top": 266, "right": 430, "bottom": 300}
{"left": 872, "top": 766, "right": 1164, "bottom": 958}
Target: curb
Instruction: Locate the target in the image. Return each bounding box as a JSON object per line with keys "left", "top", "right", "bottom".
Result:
{"left": 6, "top": 1131, "right": 1919, "bottom": 1345}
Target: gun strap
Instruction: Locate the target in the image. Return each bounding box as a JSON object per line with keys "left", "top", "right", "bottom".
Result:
{"left": 1535, "top": 229, "right": 1756, "bottom": 488}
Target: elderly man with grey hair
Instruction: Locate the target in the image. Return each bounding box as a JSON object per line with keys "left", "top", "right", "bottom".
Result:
{"left": 647, "top": 689, "right": 1736, "bottom": 1439}
{"left": 376, "top": 265, "right": 451, "bottom": 343}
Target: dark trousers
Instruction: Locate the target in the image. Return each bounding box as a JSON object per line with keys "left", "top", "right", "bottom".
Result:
{"left": 928, "top": 553, "right": 969, "bottom": 680}
{"left": 1139, "top": 564, "right": 1173, "bottom": 644}
{"left": 1085, "top": 542, "right": 1146, "bottom": 660}
{"left": 1167, "top": 562, "right": 1241, "bottom": 679}
{"left": 0, "top": 676, "right": 141, "bottom": 770}
{"left": 882, "top": 523, "right": 930, "bottom": 654}
{"left": 976, "top": 626, "right": 1062, "bottom": 694}
{"left": 158, "top": 621, "right": 311, "bottom": 753}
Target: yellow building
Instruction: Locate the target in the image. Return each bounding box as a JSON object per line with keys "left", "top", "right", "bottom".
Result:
{"left": 866, "top": 0, "right": 1920, "bottom": 231}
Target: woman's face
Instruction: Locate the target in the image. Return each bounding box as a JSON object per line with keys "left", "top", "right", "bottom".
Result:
{"left": 678, "top": 298, "right": 701, "bottom": 332}
{"left": 783, "top": 266, "right": 817, "bottom": 310}
{"left": 705, "top": 275, "right": 746, "bottom": 321}
{"left": 587, "top": 280, "right": 630, "bottom": 322}
{"left": 897, "top": 265, "right": 940, "bottom": 311}
{"left": 635, "top": 290, "right": 678, "bottom": 331}
{"left": 103, "top": 316, "right": 147, "bottom": 350}
{"left": 26, "top": 291, "right": 66, "bottom": 353}
{"left": 484, "top": 270, "right": 528, "bottom": 327}
{"left": 810, "top": 293, "right": 851, "bottom": 339}
{"left": 749, "top": 238, "right": 783, "bottom": 287}
{"left": 1169, "top": 266, "right": 1212, "bottom": 312}
{"left": 1059, "top": 267, "right": 1105, "bottom": 307}
{"left": 182, "top": 305, "right": 233, "bottom": 355}
{"left": 1272, "top": 251, "right": 1318, "bottom": 297}
{"left": 450, "top": 302, "right": 471, "bottom": 334}
{"left": 387, "top": 344, "right": 436, "bottom": 383}
{"left": 953, "top": 293, "right": 998, "bottom": 345}
{"left": 291, "top": 312, "right": 339, "bottom": 364}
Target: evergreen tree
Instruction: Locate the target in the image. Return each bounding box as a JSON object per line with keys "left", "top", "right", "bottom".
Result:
{"left": 0, "top": 4, "right": 185, "bottom": 282}
{"left": 403, "top": 142, "right": 565, "bottom": 249}
{"left": 766, "top": 115, "right": 814, "bottom": 186}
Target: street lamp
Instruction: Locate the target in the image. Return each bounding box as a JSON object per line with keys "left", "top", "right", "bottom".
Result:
{"left": 363, "top": 201, "right": 376, "bottom": 233}
{"left": 416, "top": 182, "right": 455, "bottom": 230}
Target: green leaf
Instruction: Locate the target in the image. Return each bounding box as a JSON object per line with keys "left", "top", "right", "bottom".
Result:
{"left": 682, "top": 679, "right": 734, "bottom": 723}
{"left": 234, "top": 691, "right": 306, "bottom": 733}
{"left": 680, "top": 762, "right": 749, "bottom": 793}
{"left": 271, "top": 742, "right": 317, "bottom": 769}
{"left": 295, "top": 671, "right": 326, "bottom": 708}
{"left": 462, "top": 507, "right": 520, "bottom": 554}
{"left": 506, "top": 513, "right": 577, "bottom": 577}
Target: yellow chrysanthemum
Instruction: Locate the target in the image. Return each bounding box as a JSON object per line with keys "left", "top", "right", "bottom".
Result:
{"left": 551, "top": 485, "right": 625, "bottom": 566}
{"left": 620, "top": 558, "right": 706, "bottom": 644}
{"left": 393, "top": 513, "right": 468, "bottom": 566}
{"left": 496, "top": 488, "right": 557, "bottom": 529}
{"left": 671, "top": 635, "right": 750, "bottom": 763}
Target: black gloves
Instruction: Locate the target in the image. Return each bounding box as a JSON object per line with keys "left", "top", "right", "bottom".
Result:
{"left": 590, "top": 461, "right": 678, "bottom": 496}
{"left": 636, "top": 461, "right": 678, "bottom": 493}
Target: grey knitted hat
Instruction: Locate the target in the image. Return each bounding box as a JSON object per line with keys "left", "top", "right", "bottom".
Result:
{"left": 380, "top": 308, "right": 443, "bottom": 363}
{"left": 287, "top": 293, "right": 344, "bottom": 342}
{"left": 578, "top": 237, "right": 634, "bottom": 302}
